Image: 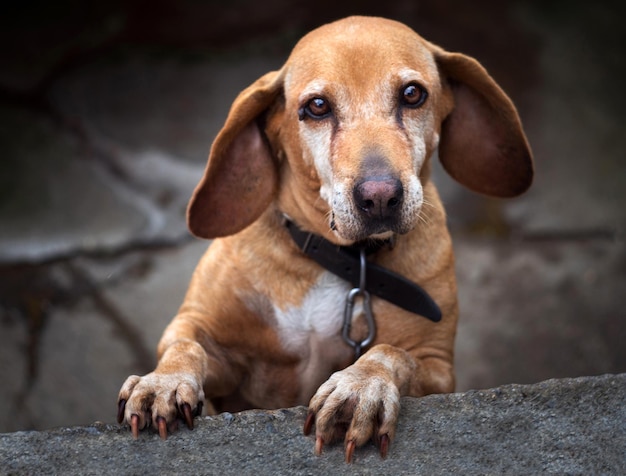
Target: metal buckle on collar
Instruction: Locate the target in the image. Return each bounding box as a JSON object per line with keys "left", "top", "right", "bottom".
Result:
{"left": 342, "top": 248, "right": 376, "bottom": 359}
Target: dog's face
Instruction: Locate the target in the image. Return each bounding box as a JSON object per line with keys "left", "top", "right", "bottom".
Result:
{"left": 187, "top": 16, "right": 532, "bottom": 242}
{"left": 277, "top": 20, "right": 452, "bottom": 242}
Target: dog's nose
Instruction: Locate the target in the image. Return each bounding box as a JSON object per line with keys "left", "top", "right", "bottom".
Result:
{"left": 353, "top": 177, "right": 403, "bottom": 219}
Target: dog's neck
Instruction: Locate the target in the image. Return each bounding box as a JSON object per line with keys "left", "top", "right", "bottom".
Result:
{"left": 283, "top": 217, "right": 442, "bottom": 323}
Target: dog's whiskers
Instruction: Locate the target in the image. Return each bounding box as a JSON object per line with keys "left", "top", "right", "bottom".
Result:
{"left": 322, "top": 209, "right": 336, "bottom": 232}
{"left": 416, "top": 200, "right": 433, "bottom": 226}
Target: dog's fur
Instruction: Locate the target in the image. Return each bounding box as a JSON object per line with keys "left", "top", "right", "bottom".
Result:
{"left": 118, "top": 16, "right": 532, "bottom": 462}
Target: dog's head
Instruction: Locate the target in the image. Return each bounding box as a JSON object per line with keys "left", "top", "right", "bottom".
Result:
{"left": 188, "top": 16, "right": 533, "bottom": 244}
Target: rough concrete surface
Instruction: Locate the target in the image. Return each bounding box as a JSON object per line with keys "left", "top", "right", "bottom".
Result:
{"left": 0, "top": 0, "right": 625, "bottom": 458}
{"left": 1, "top": 375, "right": 624, "bottom": 475}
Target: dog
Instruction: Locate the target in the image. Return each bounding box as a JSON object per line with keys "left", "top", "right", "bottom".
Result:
{"left": 117, "top": 16, "right": 533, "bottom": 462}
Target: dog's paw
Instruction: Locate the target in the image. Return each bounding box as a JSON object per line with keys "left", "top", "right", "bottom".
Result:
{"left": 303, "top": 363, "right": 401, "bottom": 463}
{"left": 117, "top": 372, "right": 205, "bottom": 439}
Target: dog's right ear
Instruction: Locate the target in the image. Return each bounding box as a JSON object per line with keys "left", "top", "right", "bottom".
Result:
{"left": 187, "top": 70, "right": 285, "bottom": 239}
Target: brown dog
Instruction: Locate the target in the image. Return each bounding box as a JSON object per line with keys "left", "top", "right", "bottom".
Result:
{"left": 117, "top": 16, "right": 533, "bottom": 462}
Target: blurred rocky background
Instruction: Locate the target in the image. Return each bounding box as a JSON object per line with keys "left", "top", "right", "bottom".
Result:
{"left": 0, "top": 0, "right": 624, "bottom": 432}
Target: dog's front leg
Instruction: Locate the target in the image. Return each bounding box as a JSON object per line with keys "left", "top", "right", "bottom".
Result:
{"left": 304, "top": 343, "right": 448, "bottom": 463}
{"left": 117, "top": 310, "right": 241, "bottom": 439}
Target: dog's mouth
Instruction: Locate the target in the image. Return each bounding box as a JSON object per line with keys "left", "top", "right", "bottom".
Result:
{"left": 329, "top": 210, "right": 412, "bottom": 243}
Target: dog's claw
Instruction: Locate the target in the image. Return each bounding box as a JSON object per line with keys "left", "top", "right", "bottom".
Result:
{"left": 130, "top": 414, "right": 140, "bottom": 439}
{"left": 303, "top": 411, "right": 315, "bottom": 435}
{"left": 157, "top": 416, "right": 167, "bottom": 440}
{"left": 315, "top": 436, "right": 324, "bottom": 456}
{"left": 379, "top": 433, "right": 390, "bottom": 459}
{"left": 181, "top": 402, "right": 194, "bottom": 430}
{"left": 117, "top": 399, "right": 126, "bottom": 424}
{"left": 345, "top": 439, "right": 356, "bottom": 463}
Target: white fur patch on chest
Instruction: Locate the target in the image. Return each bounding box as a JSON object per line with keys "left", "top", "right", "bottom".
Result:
{"left": 273, "top": 271, "right": 353, "bottom": 353}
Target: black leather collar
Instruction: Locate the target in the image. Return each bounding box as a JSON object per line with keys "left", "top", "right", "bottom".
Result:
{"left": 285, "top": 219, "right": 442, "bottom": 322}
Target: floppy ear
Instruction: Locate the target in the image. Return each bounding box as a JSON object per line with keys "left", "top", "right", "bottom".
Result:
{"left": 435, "top": 50, "right": 533, "bottom": 197}
{"left": 187, "top": 70, "right": 285, "bottom": 239}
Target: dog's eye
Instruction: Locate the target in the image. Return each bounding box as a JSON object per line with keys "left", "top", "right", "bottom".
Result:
{"left": 299, "top": 97, "right": 332, "bottom": 120}
{"left": 401, "top": 83, "right": 428, "bottom": 108}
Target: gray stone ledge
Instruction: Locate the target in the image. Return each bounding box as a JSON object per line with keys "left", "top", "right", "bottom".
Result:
{"left": 1, "top": 374, "right": 624, "bottom": 475}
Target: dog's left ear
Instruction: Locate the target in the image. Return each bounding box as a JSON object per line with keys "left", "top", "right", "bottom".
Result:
{"left": 187, "top": 70, "right": 285, "bottom": 239}
{"left": 434, "top": 49, "right": 534, "bottom": 197}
